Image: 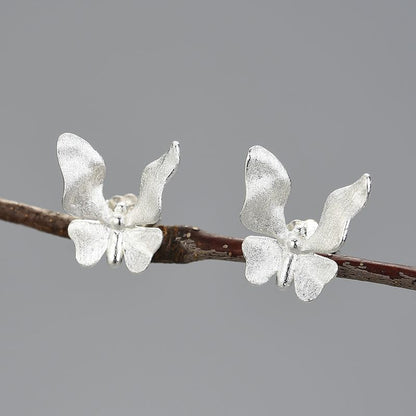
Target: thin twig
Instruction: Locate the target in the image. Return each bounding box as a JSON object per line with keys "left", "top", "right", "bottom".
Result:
{"left": 0, "top": 197, "right": 415, "bottom": 291}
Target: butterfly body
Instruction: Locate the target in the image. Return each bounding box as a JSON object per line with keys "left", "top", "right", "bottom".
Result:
{"left": 105, "top": 195, "right": 158, "bottom": 268}
{"left": 275, "top": 218, "right": 320, "bottom": 288}
{"left": 276, "top": 250, "right": 295, "bottom": 288}
{"left": 107, "top": 229, "right": 123, "bottom": 266}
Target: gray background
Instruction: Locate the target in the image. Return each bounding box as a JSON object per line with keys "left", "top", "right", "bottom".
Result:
{"left": 0, "top": 1, "right": 415, "bottom": 415}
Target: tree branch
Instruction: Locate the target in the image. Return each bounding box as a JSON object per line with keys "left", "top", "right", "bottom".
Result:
{"left": 0, "top": 197, "right": 415, "bottom": 291}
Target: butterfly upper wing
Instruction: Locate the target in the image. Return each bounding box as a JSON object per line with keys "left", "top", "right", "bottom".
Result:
{"left": 126, "top": 142, "right": 180, "bottom": 226}
{"left": 242, "top": 236, "right": 284, "bottom": 285}
{"left": 300, "top": 174, "right": 371, "bottom": 254}
{"left": 293, "top": 254, "right": 338, "bottom": 302}
{"left": 57, "top": 133, "right": 112, "bottom": 222}
{"left": 122, "top": 227, "right": 163, "bottom": 273}
{"left": 68, "top": 219, "right": 109, "bottom": 267}
{"left": 240, "top": 146, "right": 291, "bottom": 239}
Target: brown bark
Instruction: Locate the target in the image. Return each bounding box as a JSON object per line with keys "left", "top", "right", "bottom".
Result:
{"left": 0, "top": 198, "right": 415, "bottom": 291}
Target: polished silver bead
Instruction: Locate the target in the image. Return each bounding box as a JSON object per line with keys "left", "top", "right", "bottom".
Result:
{"left": 57, "top": 133, "right": 180, "bottom": 273}
{"left": 241, "top": 145, "right": 371, "bottom": 301}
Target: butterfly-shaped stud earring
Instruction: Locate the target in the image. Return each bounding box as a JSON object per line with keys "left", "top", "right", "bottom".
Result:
{"left": 57, "top": 133, "right": 180, "bottom": 273}
{"left": 240, "top": 146, "right": 371, "bottom": 301}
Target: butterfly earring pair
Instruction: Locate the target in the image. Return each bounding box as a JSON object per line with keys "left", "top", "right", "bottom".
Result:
{"left": 57, "top": 134, "right": 370, "bottom": 301}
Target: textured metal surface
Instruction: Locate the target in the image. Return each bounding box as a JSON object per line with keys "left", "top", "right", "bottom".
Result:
{"left": 57, "top": 133, "right": 179, "bottom": 272}
{"left": 293, "top": 254, "right": 339, "bottom": 302}
{"left": 122, "top": 227, "right": 163, "bottom": 273}
{"left": 240, "top": 145, "right": 290, "bottom": 240}
{"left": 68, "top": 219, "right": 109, "bottom": 267}
{"left": 300, "top": 174, "right": 371, "bottom": 253}
{"left": 241, "top": 145, "right": 371, "bottom": 301}
{"left": 242, "top": 236, "right": 283, "bottom": 285}
{"left": 126, "top": 141, "right": 180, "bottom": 226}
{"left": 57, "top": 133, "right": 113, "bottom": 222}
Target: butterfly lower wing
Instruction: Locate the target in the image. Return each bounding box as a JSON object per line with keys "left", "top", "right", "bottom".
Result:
{"left": 240, "top": 146, "right": 291, "bottom": 239}
{"left": 301, "top": 174, "right": 371, "bottom": 254}
{"left": 293, "top": 254, "right": 338, "bottom": 301}
{"left": 122, "top": 227, "right": 163, "bottom": 273}
{"left": 67, "top": 219, "right": 109, "bottom": 267}
{"left": 57, "top": 133, "right": 112, "bottom": 221}
{"left": 242, "top": 236, "right": 283, "bottom": 285}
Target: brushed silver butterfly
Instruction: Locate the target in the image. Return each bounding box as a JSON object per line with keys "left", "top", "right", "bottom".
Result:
{"left": 240, "top": 145, "right": 371, "bottom": 301}
{"left": 57, "top": 133, "right": 180, "bottom": 273}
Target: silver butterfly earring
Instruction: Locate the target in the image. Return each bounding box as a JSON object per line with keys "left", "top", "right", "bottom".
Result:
{"left": 57, "top": 133, "right": 180, "bottom": 273}
{"left": 240, "top": 145, "right": 371, "bottom": 301}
